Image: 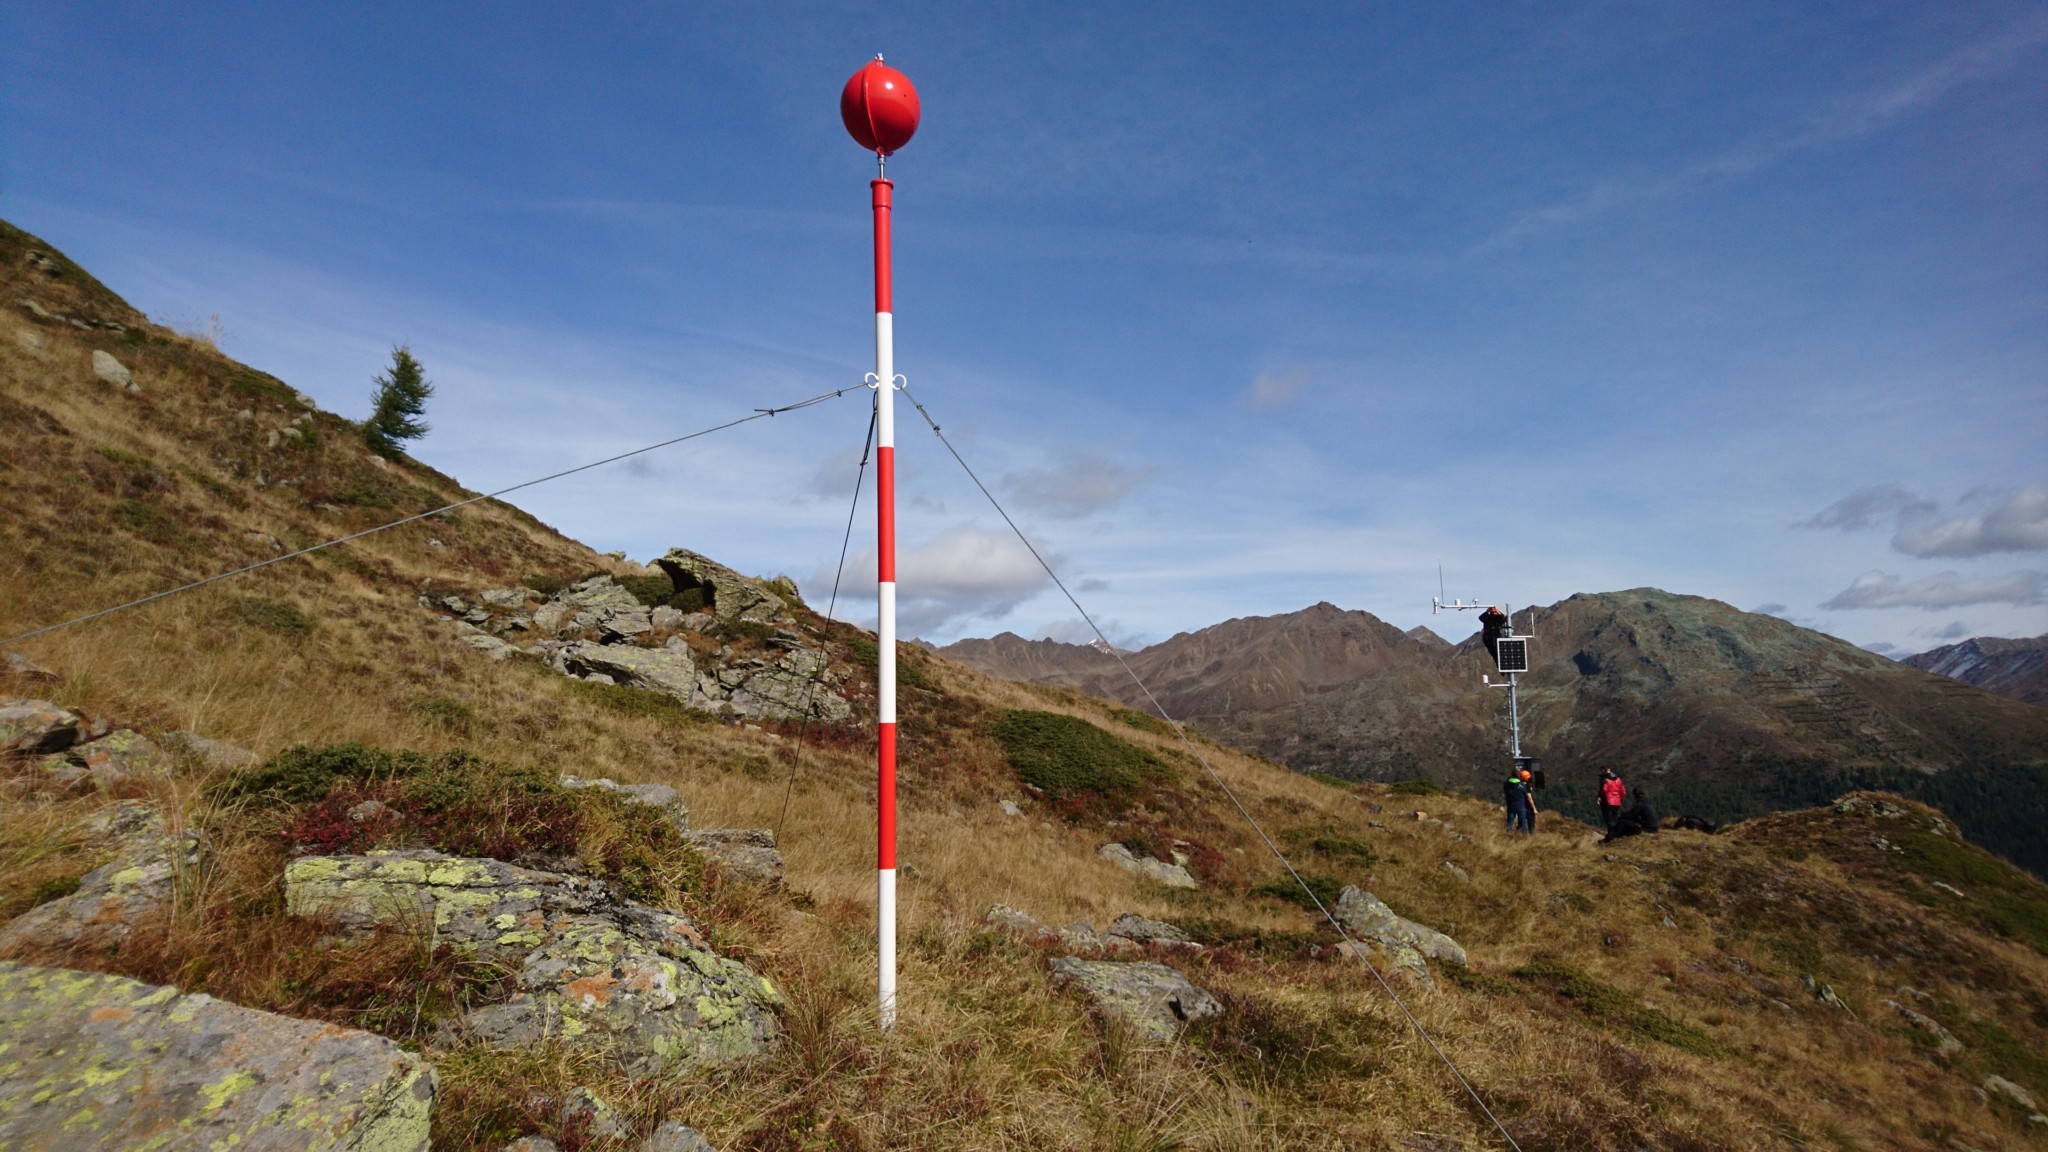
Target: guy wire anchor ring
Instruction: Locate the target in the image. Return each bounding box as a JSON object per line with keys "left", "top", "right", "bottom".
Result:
{"left": 863, "top": 372, "right": 908, "bottom": 391}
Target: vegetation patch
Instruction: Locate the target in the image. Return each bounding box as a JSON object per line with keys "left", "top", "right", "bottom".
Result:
{"left": 1170, "top": 916, "right": 1329, "bottom": 962}
{"left": 988, "top": 709, "right": 1175, "bottom": 806}
{"left": 1306, "top": 834, "right": 1377, "bottom": 866}
{"left": 567, "top": 679, "right": 713, "bottom": 726}
{"left": 1512, "top": 956, "right": 1727, "bottom": 1058}
{"left": 111, "top": 497, "right": 186, "bottom": 544}
{"left": 1892, "top": 827, "right": 2048, "bottom": 955}
{"left": 617, "top": 572, "right": 674, "bottom": 607}
{"left": 219, "top": 743, "right": 700, "bottom": 903}
{"left": 225, "top": 594, "right": 313, "bottom": 638}
{"left": 1390, "top": 779, "right": 1443, "bottom": 797}
{"left": 1253, "top": 871, "right": 1348, "bottom": 912}
{"left": 1112, "top": 705, "right": 1174, "bottom": 737}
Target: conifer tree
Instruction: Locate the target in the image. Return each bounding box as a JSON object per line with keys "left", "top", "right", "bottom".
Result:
{"left": 363, "top": 345, "right": 432, "bottom": 458}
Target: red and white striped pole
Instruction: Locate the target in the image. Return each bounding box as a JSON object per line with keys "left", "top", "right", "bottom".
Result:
{"left": 842, "top": 55, "right": 920, "bottom": 1032}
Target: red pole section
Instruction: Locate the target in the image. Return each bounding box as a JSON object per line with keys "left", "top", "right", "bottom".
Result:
{"left": 872, "top": 174, "right": 900, "bottom": 1030}
{"left": 872, "top": 179, "right": 894, "bottom": 315}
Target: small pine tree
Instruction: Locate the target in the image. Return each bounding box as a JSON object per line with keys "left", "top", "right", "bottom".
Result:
{"left": 363, "top": 345, "right": 433, "bottom": 458}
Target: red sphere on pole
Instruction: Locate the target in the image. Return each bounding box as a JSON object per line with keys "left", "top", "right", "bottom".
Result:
{"left": 841, "top": 56, "right": 921, "bottom": 155}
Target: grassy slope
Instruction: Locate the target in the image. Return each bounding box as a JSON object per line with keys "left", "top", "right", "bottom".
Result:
{"left": 5, "top": 221, "right": 2048, "bottom": 1151}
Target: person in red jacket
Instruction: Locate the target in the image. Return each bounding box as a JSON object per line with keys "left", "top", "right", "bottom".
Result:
{"left": 1597, "top": 767, "right": 1626, "bottom": 832}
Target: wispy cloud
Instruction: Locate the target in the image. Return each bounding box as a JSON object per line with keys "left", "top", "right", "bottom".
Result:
{"left": 1000, "top": 447, "right": 1155, "bottom": 520}
{"left": 1821, "top": 570, "right": 2045, "bottom": 611}
{"left": 1485, "top": 15, "right": 2048, "bottom": 247}
{"left": 1800, "top": 483, "right": 2048, "bottom": 557}
{"left": 1242, "top": 368, "right": 1308, "bottom": 409}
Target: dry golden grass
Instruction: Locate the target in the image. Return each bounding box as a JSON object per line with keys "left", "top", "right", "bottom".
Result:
{"left": 5, "top": 223, "right": 2048, "bottom": 1151}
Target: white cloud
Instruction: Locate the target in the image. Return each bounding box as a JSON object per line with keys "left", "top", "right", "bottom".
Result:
{"left": 1919, "top": 619, "right": 1971, "bottom": 640}
{"left": 1893, "top": 485, "right": 2048, "bottom": 558}
{"left": 1243, "top": 368, "right": 1308, "bottom": 409}
{"left": 1750, "top": 602, "right": 1790, "bottom": 617}
{"left": 1798, "top": 483, "right": 2048, "bottom": 558}
{"left": 1000, "top": 447, "right": 1154, "bottom": 520}
{"left": 1820, "top": 570, "right": 2045, "bottom": 611}
{"left": 822, "top": 526, "right": 1052, "bottom": 635}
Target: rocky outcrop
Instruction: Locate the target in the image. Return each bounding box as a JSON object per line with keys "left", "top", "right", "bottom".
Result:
{"left": 1331, "top": 886, "right": 1466, "bottom": 983}
{"left": 426, "top": 565, "right": 852, "bottom": 724}
{"left": 682, "top": 828, "right": 785, "bottom": 889}
{"left": 40, "top": 727, "right": 171, "bottom": 789}
{"left": 91, "top": 348, "right": 138, "bottom": 392}
{"left": 0, "top": 696, "right": 91, "bottom": 755}
{"left": 655, "top": 549, "right": 793, "bottom": 626}
{"left": 1097, "top": 842, "right": 1198, "bottom": 889}
{"left": 1049, "top": 958, "right": 1222, "bottom": 1041}
{"left": 1885, "top": 998, "right": 1962, "bottom": 1057}
{"left": 0, "top": 802, "right": 200, "bottom": 955}
{"left": 0, "top": 961, "right": 434, "bottom": 1151}
{"left": 1104, "top": 913, "right": 1196, "bottom": 947}
{"left": 284, "top": 849, "right": 779, "bottom": 1070}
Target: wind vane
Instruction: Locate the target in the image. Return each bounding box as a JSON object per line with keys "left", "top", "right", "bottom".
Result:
{"left": 841, "top": 53, "right": 920, "bottom": 1031}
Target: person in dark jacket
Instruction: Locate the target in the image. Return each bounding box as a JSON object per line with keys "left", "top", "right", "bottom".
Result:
{"left": 1503, "top": 770, "right": 1533, "bottom": 833}
{"left": 1600, "top": 790, "right": 1660, "bottom": 844}
{"left": 1597, "top": 767, "right": 1626, "bottom": 831}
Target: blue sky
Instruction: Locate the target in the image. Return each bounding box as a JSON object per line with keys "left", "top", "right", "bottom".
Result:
{"left": 5, "top": 2, "right": 2045, "bottom": 652}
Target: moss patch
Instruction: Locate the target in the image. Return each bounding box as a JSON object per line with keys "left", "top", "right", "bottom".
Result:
{"left": 1513, "top": 956, "right": 1727, "bottom": 1058}
{"left": 988, "top": 709, "right": 1175, "bottom": 805}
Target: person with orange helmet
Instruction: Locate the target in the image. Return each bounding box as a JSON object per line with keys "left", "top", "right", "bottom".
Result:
{"left": 1503, "top": 766, "right": 1536, "bottom": 834}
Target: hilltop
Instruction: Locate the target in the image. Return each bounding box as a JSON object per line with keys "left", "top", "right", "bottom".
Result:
{"left": 946, "top": 591, "right": 2048, "bottom": 877}
{"left": 5, "top": 220, "right": 2048, "bottom": 1151}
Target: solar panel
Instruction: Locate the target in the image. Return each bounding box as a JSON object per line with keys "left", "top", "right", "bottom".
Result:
{"left": 1495, "top": 637, "right": 1529, "bottom": 673}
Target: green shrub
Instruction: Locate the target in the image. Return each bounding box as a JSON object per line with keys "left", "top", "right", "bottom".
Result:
{"left": 617, "top": 572, "right": 674, "bottom": 607}
{"left": 568, "top": 679, "right": 711, "bottom": 725}
{"left": 226, "top": 595, "right": 312, "bottom": 638}
{"left": 111, "top": 498, "right": 185, "bottom": 544}
{"left": 989, "top": 709, "right": 1175, "bottom": 803}
{"left": 219, "top": 743, "right": 426, "bottom": 805}
{"left": 1112, "top": 706, "right": 1174, "bottom": 737}
{"left": 1512, "top": 956, "right": 1726, "bottom": 1058}
{"left": 410, "top": 695, "right": 475, "bottom": 733}
{"left": 1390, "top": 779, "right": 1443, "bottom": 797}
{"left": 669, "top": 586, "right": 708, "bottom": 613}
{"left": 1253, "top": 871, "right": 1347, "bottom": 911}
{"left": 523, "top": 572, "right": 570, "bottom": 597}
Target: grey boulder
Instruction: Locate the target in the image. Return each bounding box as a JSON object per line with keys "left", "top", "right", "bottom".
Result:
{"left": 1331, "top": 886, "right": 1466, "bottom": 983}
{"left": 1049, "top": 958, "right": 1222, "bottom": 1041}
{"left": 1097, "top": 842, "right": 1199, "bottom": 889}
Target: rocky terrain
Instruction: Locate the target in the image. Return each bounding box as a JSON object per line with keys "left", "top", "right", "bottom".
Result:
{"left": 6, "top": 219, "right": 2048, "bottom": 1151}
{"left": 1906, "top": 633, "right": 2048, "bottom": 708}
{"left": 945, "top": 593, "right": 2048, "bottom": 876}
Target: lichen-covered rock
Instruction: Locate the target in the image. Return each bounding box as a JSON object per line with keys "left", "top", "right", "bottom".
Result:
{"left": 600, "top": 606, "right": 654, "bottom": 641}
{"left": 682, "top": 829, "right": 784, "bottom": 889}
{"left": 560, "top": 774, "right": 690, "bottom": 831}
{"left": 1104, "top": 913, "right": 1197, "bottom": 948}
{"left": 0, "top": 697, "right": 83, "bottom": 755}
{"left": 561, "top": 642, "right": 697, "bottom": 699}
{"left": 655, "top": 549, "right": 792, "bottom": 625}
{"left": 0, "top": 802, "right": 200, "bottom": 954}
{"left": 55, "top": 727, "right": 171, "bottom": 788}
{"left": 284, "top": 850, "right": 615, "bottom": 960}
{"left": 482, "top": 587, "right": 531, "bottom": 609}
{"left": 561, "top": 1086, "right": 628, "bottom": 1140}
{"left": 1884, "top": 999, "right": 1962, "bottom": 1057}
{"left": 1331, "top": 886, "right": 1465, "bottom": 983}
{"left": 558, "top": 575, "right": 643, "bottom": 613}
{"left": 1097, "top": 842, "right": 1199, "bottom": 889}
{"left": 454, "top": 915, "right": 779, "bottom": 1072}
{"left": 0, "top": 961, "right": 434, "bottom": 1151}
{"left": 980, "top": 903, "right": 1058, "bottom": 945}
{"left": 1048, "top": 958, "right": 1222, "bottom": 1041}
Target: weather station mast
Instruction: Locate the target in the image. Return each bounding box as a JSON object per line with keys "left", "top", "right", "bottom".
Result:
{"left": 841, "top": 55, "right": 920, "bottom": 1031}
{"left": 1434, "top": 583, "right": 1540, "bottom": 783}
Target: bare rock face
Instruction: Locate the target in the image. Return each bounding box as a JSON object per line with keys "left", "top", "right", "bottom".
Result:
{"left": 1331, "top": 886, "right": 1466, "bottom": 983}
{"left": 0, "top": 961, "right": 434, "bottom": 1151}
{"left": 39, "top": 727, "right": 171, "bottom": 789}
{"left": 1097, "top": 842, "right": 1199, "bottom": 889}
{"left": 562, "top": 642, "right": 697, "bottom": 699}
{"left": 655, "top": 549, "right": 792, "bottom": 626}
{"left": 0, "top": 802, "right": 200, "bottom": 955}
{"left": 681, "top": 828, "right": 785, "bottom": 889}
{"left": 1048, "top": 958, "right": 1222, "bottom": 1041}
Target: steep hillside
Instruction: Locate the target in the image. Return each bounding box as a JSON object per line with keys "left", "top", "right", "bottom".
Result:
{"left": 8, "top": 221, "right": 2048, "bottom": 1151}
{"left": 949, "top": 592, "right": 2048, "bottom": 876}
{"left": 1907, "top": 634, "right": 2048, "bottom": 708}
